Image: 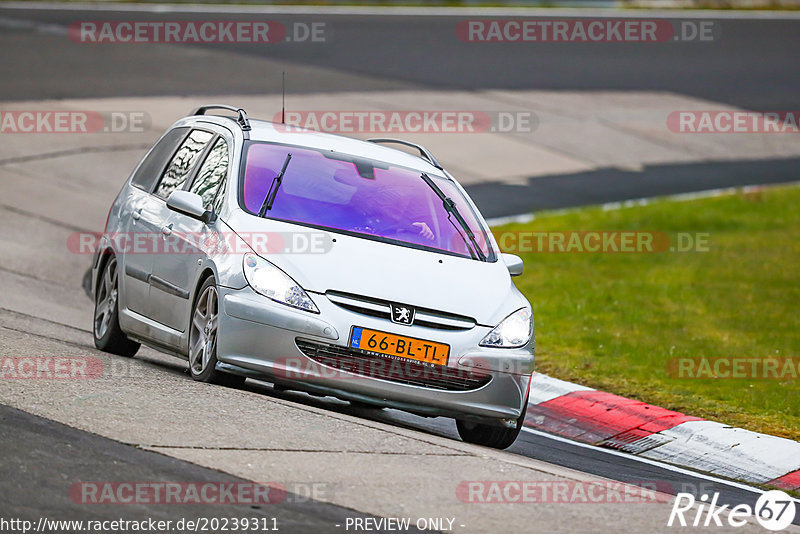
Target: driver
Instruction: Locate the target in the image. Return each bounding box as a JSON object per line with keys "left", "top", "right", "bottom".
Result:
{"left": 334, "top": 167, "right": 435, "bottom": 242}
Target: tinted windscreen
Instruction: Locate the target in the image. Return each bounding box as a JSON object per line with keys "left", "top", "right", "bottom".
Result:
{"left": 241, "top": 143, "right": 493, "bottom": 260}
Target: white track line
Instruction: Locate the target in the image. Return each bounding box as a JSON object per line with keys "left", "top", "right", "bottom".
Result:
{"left": 520, "top": 426, "right": 791, "bottom": 497}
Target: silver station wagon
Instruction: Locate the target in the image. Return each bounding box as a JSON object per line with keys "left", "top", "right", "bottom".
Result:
{"left": 92, "top": 105, "right": 534, "bottom": 449}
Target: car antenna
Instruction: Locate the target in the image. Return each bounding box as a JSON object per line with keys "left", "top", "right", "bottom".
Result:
{"left": 281, "top": 71, "right": 286, "bottom": 124}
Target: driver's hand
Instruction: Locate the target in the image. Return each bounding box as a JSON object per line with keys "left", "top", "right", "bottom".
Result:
{"left": 412, "top": 222, "right": 434, "bottom": 241}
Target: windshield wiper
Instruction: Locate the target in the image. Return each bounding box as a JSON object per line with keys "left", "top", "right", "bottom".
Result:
{"left": 420, "top": 173, "right": 487, "bottom": 262}
{"left": 258, "top": 153, "right": 293, "bottom": 217}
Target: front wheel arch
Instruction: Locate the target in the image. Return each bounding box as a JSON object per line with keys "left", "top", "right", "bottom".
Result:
{"left": 187, "top": 275, "right": 244, "bottom": 388}
{"left": 185, "top": 267, "right": 217, "bottom": 343}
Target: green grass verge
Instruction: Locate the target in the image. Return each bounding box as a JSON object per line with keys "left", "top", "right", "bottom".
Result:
{"left": 496, "top": 184, "right": 800, "bottom": 441}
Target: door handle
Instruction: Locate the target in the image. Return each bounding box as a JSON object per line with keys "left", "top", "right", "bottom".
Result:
{"left": 161, "top": 224, "right": 173, "bottom": 236}
{"left": 132, "top": 208, "right": 142, "bottom": 221}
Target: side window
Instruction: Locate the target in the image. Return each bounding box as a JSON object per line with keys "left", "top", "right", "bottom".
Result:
{"left": 153, "top": 129, "right": 214, "bottom": 200}
{"left": 189, "top": 138, "right": 229, "bottom": 213}
{"left": 130, "top": 127, "right": 189, "bottom": 191}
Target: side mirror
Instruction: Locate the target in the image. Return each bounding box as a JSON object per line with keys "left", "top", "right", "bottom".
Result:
{"left": 502, "top": 253, "right": 524, "bottom": 277}
{"left": 166, "top": 190, "right": 215, "bottom": 223}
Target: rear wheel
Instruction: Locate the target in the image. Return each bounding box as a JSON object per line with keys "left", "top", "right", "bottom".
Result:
{"left": 93, "top": 255, "right": 140, "bottom": 357}
{"left": 456, "top": 395, "right": 528, "bottom": 450}
{"left": 188, "top": 277, "right": 245, "bottom": 388}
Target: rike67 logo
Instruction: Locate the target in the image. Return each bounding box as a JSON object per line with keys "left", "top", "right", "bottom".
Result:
{"left": 668, "top": 490, "right": 797, "bottom": 531}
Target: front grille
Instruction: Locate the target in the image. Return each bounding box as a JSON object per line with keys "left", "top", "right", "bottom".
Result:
{"left": 326, "top": 291, "right": 475, "bottom": 331}
{"left": 296, "top": 339, "right": 491, "bottom": 392}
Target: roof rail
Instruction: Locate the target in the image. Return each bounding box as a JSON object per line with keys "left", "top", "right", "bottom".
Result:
{"left": 191, "top": 104, "right": 251, "bottom": 132}
{"left": 367, "top": 138, "right": 443, "bottom": 170}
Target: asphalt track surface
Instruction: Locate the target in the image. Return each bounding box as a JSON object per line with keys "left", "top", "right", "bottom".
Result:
{"left": 2, "top": 3, "right": 800, "bottom": 531}
{"left": 469, "top": 156, "right": 800, "bottom": 219}
{"left": 3, "top": 357, "right": 790, "bottom": 528}
{"left": 0, "top": 404, "right": 410, "bottom": 534}
{"left": 258, "top": 386, "right": 787, "bottom": 521}
{"left": 1, "top": 5, "right": 799, "bottom": 219}
{"left": 4, "top": 353, "right": 796, "bottom": 527}
{"left": 0, "top": 6, "right": 799, "bottom": 110}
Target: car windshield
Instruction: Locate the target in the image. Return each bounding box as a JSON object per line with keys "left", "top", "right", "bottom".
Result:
{"left": 240, "top": 142, "right": 494, "bottom": 261}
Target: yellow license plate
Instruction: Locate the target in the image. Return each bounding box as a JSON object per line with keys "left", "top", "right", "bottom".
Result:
{"left": 349, "top": 327, "right": 449, "bottom": 367}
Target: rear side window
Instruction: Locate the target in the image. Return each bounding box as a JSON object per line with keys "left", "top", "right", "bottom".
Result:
{"left": 130, "top": 127, "right": 189, "bottom": 191}
{"left": 153, "top": 129, "right": 214, "bottom": 200}
{"left": 189, "top": 138, "right": 229, "bottom": 213}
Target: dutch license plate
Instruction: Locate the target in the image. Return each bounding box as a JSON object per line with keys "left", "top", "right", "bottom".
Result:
{"left": 349, "top": 327, "right": 450, "bottom": 366}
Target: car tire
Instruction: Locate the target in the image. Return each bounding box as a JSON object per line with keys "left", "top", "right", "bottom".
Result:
{"left": 188, "top": 276, "right": 246, "bottom": 388}
{"left": 93, "top": 255, "right": 140, "bottom": 357}
{"left": 456, "top": 392, "right": 528, "bottom": 450}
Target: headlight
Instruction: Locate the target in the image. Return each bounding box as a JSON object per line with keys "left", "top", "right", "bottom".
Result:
{"left": 479, "top": 308, "right": 532, "bottom": 348}
{"left": 243, "top": 252, "right": 319, "bottom": 313}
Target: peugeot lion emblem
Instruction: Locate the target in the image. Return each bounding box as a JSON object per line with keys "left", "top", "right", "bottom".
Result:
{"left": 390, "top": 303, "right": 415, "bottom": 326}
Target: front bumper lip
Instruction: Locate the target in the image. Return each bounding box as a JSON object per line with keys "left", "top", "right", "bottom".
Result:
{"left": 217, "top": 358, "right": 517, "bottom": 420}
{"left": 217, "top": 286, "right": 534, "bottom": 421}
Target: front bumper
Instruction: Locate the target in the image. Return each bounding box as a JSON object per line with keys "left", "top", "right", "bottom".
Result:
{"left": 216, "top": 286, "right": 534, "bottom": 423}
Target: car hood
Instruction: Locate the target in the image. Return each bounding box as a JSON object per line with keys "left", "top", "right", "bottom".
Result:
{"left": 226, "top": 210, "right": 527, "bottom": 326}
